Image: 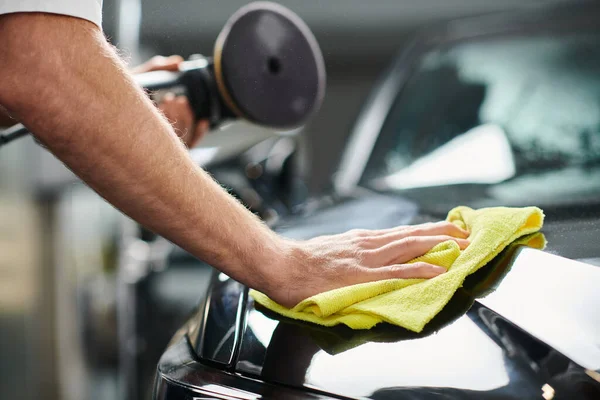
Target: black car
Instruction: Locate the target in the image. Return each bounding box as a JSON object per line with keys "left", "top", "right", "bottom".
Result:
{"left": 153, "top": 3, "right": 600, "bottom": 399}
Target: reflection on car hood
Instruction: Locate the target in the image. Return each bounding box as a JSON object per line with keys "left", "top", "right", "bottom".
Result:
{"left": 231, "top": 193, "right": 600, "bottom": 399}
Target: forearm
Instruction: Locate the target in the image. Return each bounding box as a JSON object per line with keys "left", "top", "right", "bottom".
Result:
{"left": 0, "top": 13, "right": 284, "bottom": 290}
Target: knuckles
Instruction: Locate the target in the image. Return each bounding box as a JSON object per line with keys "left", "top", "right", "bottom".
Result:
{"left": 410, "top": 262, "right": 432, "bottom": 270}
{"left": 347, "top": 228, "right": 370, "bottom": 238}
{"left": 399, "top": 236, "right": 419, "bottom": 248}
{"left": 351, "top": 236, "right": 373, "bottom": 248}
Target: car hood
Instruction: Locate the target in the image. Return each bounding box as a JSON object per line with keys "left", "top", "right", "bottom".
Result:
{"left": 271, "top": 192, "right": 600, "bottom": 264}
{"left": 201, "top": 193, "right": 600, "bottom": 399}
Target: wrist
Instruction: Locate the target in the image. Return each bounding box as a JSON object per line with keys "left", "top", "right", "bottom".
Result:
{"left": 246, "top": 233, "right": 297, "bottom": 295}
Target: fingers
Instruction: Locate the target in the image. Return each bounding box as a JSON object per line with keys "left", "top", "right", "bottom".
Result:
{"left": 132, "top": 55, "right": 209, "bottom": 148}
{"left": 380, "top": 221, "right": 468, "bottom": 242}
{"left": 159, "top": 93, "right": 190, "bottom": 127}
{"left": 173, "top": 96, "right": 194, "bottom": 134}
{"left": 159, "top": 55, "right": 185, "bottom": 71}
{"left": 158, "top": 94, "right": 209, "bottom": 148}
{"left": 351, "top": 221, "right": 469, "bottom": 250}
{"left": 131, "top": 55, "right": 184, "bottom": 74}
{"left": 161, "top": 92, "right": 177, "bottom": 104}
{"left": 275, "top": 223, "right": 470, "bottom": 306}
{"left": 408, "top": 221, "right": 469, "bottom": 239}
{"left": 364, "top": 262, "right": 447, "bottom": 280}
{"left": 191, "top": 120, "right": 210, "bottom": 148}
{"left": 159, "top": 94, "right": 192, "bottom": 136}
{"left": 369, "top": 235, "right": 469, "bottom": 266}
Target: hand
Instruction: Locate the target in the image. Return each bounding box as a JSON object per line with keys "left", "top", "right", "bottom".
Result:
{"left": 263, "top": 221, "right": 470, "bottom": 308}
{"left": 132, "top": 55, "right": 209, "bottom": 148}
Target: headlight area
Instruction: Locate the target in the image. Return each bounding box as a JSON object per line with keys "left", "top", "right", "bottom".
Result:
{"left": 152, "top": 333, "right": 339, "bottom": 400}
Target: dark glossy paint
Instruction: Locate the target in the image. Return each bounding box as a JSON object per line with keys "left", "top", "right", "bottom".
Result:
{"left": 153, "top": 328, "right": 337, "bottom": 399}
{"left": 154, "top": 192, "right": 600, "bottom": 400}
{"left": 232, "top": 193, "right": 600, "bottom": 399}
{"left": 187, "top": 274, "right": 247, "bottom": 368}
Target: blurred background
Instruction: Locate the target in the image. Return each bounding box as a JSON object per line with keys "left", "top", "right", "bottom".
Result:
{"left": 0, "top": 1, "right": 569, "bottom": 399}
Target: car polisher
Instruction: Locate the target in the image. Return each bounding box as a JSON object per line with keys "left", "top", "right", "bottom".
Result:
{"left": 0, "top": 1, "right": 326, "bottom": 148}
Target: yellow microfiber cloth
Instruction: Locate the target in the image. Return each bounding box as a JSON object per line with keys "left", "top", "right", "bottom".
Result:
{"left": 250, "top": 206, "right": 544, "bottom": 333}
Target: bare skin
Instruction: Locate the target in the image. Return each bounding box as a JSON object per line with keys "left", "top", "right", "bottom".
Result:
{"left": 1, "top": 54, "right": 209, "bottom": 148}
{"left": 0, "top": 13, "right": 469, "bottom": 308}
{"left": 132, "top": 55, "right": 209, "bottom": 148}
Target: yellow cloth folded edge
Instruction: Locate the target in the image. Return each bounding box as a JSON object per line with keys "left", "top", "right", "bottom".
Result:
{"left": 251, "top": 206, "right": 544, "bottom": 332}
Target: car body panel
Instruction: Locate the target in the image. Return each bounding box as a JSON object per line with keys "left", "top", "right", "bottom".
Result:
{"left": 155, "top": 3, "right": 600, "bottom": 399}
{"left": 154, "top": 192, "right": 600, "bottom": 399}
{"left": 153, "top": 331, "right": 338, "bottom": 399}
{"left": 232, "top": 192, "right": 600, "bottom": 399}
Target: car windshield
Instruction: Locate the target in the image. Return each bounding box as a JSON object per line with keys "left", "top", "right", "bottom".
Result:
{"left": 361, "top": 32, "right": 600, "bottom": 213}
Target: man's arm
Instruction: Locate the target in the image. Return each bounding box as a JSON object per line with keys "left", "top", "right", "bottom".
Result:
{"left": 0, "top": 53, "right": 208, "bottom": 142}
{"left": 0, "top": 13, "right": 281, "bottom": 285}
{"left": 0, "top": 13, "right": 468, "bottom": 308}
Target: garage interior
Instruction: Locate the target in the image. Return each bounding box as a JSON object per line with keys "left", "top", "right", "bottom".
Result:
{"left": 0, "top": 1, "right": 576, "bottom": 400}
